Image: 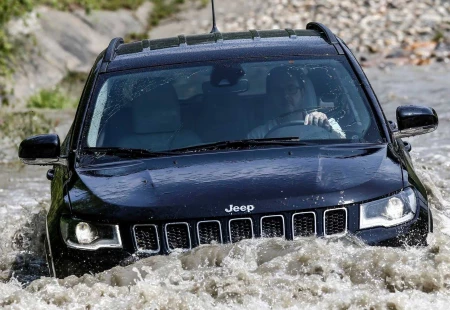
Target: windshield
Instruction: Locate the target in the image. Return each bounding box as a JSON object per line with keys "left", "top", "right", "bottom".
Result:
{"left": 83, "top": 56, "right": 383, "bottom": 152}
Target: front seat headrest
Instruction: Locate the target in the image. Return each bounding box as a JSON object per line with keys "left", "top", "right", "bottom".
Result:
{"left": 131, "top": 83, "right": 181, "bottom": 134}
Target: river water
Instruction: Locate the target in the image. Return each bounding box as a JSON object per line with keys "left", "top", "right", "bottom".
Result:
{"left": 1, "top": 64, "right": 450, "bottom": 309}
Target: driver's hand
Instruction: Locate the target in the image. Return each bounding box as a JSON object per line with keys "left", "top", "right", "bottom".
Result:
{"left": 304, "top": 111, "right": 331, "bottom": 131}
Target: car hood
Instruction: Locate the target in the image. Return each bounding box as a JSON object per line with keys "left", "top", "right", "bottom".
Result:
{"left": 69, "top": 144, "right": 404, "bottom": 221}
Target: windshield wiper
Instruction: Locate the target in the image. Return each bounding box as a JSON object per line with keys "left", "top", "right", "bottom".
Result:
{"left": 82, "top": 147, "right": 181, "bottom": 158}
{"left": 169, "top": 137, "right": 315, "bottom": 152}
{"left": 82, "top": 138, "right": 315, "bottom": 157}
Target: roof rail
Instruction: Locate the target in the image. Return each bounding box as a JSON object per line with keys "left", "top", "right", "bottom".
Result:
{"left": 212, "top": 30, "right": 223, "bottom": 43}
{"left": 178, "top": 35, "right": 187, "bottom": 47}
{"left": 249, "top": 29, "right": 261, "bottom": 41}
{"left": 100, "top": 37, "right": 124, "bottom": 72}
{"left": 306, "top": 22, "right": 343, "bottom": 54}
{"left": 104, "top": 37, "right": 124, "bottom": 63}
{"left": 285, "top": 28, "right": 297, "bottom": 39}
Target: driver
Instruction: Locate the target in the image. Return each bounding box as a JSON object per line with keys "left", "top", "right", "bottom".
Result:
{"left": 247, "top": 66, "right": 345, "bottom": 139}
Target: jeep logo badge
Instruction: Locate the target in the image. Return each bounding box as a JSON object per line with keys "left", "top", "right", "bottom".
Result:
{"left": 225, "top": 204, "right": 255, "bottom": 213}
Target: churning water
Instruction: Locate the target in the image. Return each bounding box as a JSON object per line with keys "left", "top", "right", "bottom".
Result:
{"left": 1, "top": 64, "right": 450, "bottom": 309}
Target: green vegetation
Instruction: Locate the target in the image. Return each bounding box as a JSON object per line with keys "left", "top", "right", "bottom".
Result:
{"left": 149, "top": 0, "right": 184, "bottom": 27}
{"left": 432, "top": 30, "right": 444, "bottom": 43}
{"left": 0, "top": 0, "right": 192, "bottom": 79}
{"left": 0, "top": 110, "right": 57, "bottom": 163}
{"left": 27, "top": 87, "right": 77, "bottom": 109}
{"left": 26, "top": 70, "right": 88, "bottom": 109}
{"left": 37, "top": 0, "right": 146, "bottom": 13}
{"left": 0, "top": 110, "right": 54, "bottom": 142}
{"left": 59, "top": 71, "right": 88, "bottom": 99}
{"left": 149, "top": 0, "right": 212, "bottom": 28}
{"left": 0, "top": 0, "right": 34, "bottom": 78}
{"left": 0, "top": 0, "right": 34, "bottom": 26}
{"left": 1, "top": 0, "right": 200, "bottom": 110}
{"left": 149, "top": 0, "right": 209, "bottom": 27}
{"left": 124, "top": 31, "right": 150, "bottom": 43}
{"left": 0, "top": 0, "right": 147, "bottom": 80}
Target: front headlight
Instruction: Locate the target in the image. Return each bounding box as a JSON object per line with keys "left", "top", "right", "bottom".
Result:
{"left": 360, "top": 188, "right": 417, "bottom": 229}
{"left": 60, "top": 217, "right": 122, "bottom": 250}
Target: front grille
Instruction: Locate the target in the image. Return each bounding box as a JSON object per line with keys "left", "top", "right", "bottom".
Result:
{"left": 134, "top": 207, "right": 350, "bottom": 253}
{"left": 292, "top": 212, "right": 316, "bottom": 237}
{"left": 134, "top": 225, "right": 159, "bottom": 252}
{"left": 165, "top": 223, "right": 191, "bottom": 250}
{"left": 229, "top": 218, "right": 253, "bottom": 243}
{"left": 261, "top": 215, "right": 284, "bottom": 238}
{"left": 324, "top": 208, "right": 347, "bottom": 236}
{"left": 198, "top": 221, "right": 222, "bottom": 244}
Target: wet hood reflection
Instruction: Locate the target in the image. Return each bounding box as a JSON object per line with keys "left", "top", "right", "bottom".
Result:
{"left": 70, "top": 144, "right": 403, "bottom": 221}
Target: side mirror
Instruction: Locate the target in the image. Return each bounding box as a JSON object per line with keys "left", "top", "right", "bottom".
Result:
{"left": 393, "top": 105, "right": 438, "bottom": 138}
{"left": 18, "top": 134, "right": 65, "bottom": 166}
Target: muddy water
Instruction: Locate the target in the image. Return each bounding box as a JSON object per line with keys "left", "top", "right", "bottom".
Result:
{"left": 1, "top": 64, "right": 450, "bottom": 309}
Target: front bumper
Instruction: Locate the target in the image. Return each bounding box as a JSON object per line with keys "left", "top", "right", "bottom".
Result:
{"left": 49, "top": 201, "right": 430, "bottom": 278}
{"left": 52, "top": 248, "right": 132, "bottom": 278}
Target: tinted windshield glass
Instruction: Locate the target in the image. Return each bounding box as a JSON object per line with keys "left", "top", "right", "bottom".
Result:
{"left": 84, "top": 57, "right": 383, "bottom": 151}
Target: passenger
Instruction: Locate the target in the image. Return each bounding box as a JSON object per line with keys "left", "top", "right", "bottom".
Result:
{"left": 247, "top": 67, "right": 345, "bottom": 139}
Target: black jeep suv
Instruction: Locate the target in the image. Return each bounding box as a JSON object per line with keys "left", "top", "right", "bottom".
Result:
{"left": 19, "top": 23, "right": 438, "bottom": 278}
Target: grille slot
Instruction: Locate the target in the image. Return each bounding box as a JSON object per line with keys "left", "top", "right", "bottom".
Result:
{"left": 324, "top": 208, "right": 347, "bottom": 236}
{"left": 229, "top": 218, "right": 253, "bottom": 243}
{"left": 165, "top": 223, "right": 191, "bottom": 250}
{"left": 197, "top": 221, "right": 222, "bottom": 244}
{"left": 261, "top": 215, "right": 285, "bottom": 238}
{"left": 133, "top": 225, "right": 160, "bottom": 253}
{"left": 292, "top": 212, "right": 316, "bottom": 237}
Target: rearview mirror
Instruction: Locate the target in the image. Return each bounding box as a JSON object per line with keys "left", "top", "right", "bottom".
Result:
{"left": 393, "top": 105, "right": 438, "bottom": 138}
{"left": 18, "top": 134, "right": 65, "bottom": 166}
{"left": 202, "top": 79, "right": 249, "bottom": 94}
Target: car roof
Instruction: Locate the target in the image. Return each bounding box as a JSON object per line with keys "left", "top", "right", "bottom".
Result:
{"left": 103, "top": 27, "right": 342, "bottom": 73}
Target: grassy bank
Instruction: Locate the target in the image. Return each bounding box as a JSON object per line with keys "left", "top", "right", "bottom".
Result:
{"left": 26, "top": 71, "right": 86, "bottom": 109}
{"left": 1, "top": 0, "right": 195, "bottom": 108}
{"left": 0, "top": 0, "right": 201, "bottom": 160}
{"left": 27, "top": 88, "right": 77, "bottom": 109}
{"left": 37, "top": 0, "right": 146, "bottom": 12}
{"left": 0, "top": 1, "right": 33, "bottom": 78}
{"left": 0, "top": 109, "right": 75, "bottom": 162}
{"left": 0, "top": 0, "right": 195, "bottom": 77}
{"left": 0, "top": 0, "right": 147, "bottom": 79}
{"left": 0, "top": 110, "right": 54, "bottom": 144}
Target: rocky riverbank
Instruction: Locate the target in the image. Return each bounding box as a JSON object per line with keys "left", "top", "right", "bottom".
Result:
{"left": 152, "top": 0, "right": 450, "bottom": 66}
{"left": 3, "top": 2, "right": 152, "bottom": 106}
{"left": 3, "top": 0, "right": 450, "bottom": 106}
{"left": 1, "top": 0, "right": 448, "bottom": 157}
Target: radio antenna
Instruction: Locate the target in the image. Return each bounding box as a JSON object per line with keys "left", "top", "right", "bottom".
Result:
{"left": 210, "top": 0, "right": 219, "bottom": 33}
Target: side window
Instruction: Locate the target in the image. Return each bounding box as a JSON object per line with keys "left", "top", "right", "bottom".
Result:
{"left": 87, "top": 79, "right": 110, "bottom": 147}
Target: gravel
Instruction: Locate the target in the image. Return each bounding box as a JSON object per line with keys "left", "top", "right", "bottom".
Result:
{"left": 152, "top": 0, "right": 450, "bottom": 66}
{"left": 4, "top": 0, "right": 450, "bottom": 106}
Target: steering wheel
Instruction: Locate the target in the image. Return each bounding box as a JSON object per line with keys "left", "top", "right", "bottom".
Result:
{"left": 264, "top": 120, "right": 334, "bottom": 140}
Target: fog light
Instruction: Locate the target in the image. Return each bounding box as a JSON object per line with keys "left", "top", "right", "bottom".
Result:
{"left": 384, "top": 197, "right": 404, "bottom": 219}
{"left": 75, "top": 222, "right": 98, "bottom": 244}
